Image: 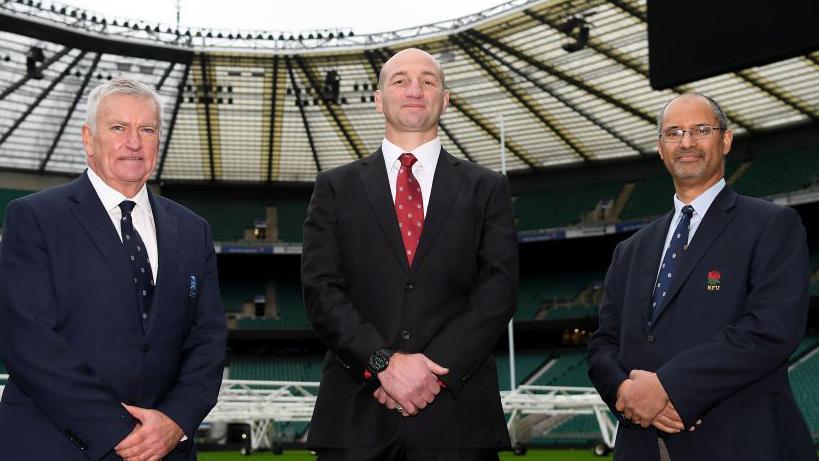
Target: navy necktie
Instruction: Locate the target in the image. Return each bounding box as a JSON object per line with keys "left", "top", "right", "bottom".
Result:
{"left": 119, "top": 200, "right": 154, "bottom": 330}
{"left": 648, "top": 205, "right": 694, "bottom": 327}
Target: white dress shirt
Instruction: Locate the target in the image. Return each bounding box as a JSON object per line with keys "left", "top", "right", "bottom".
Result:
{"left": 86, "top": 168, "right": 159, "bottom": 280}
{"left": 656, "top": 178, "right": 725, "bottom": 278}
{"left": 381, "top": 137, "right": 441, "bottom": 217}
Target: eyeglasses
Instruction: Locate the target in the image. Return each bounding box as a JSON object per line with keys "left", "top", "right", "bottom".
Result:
{"left": 659, "top": 125, "right": 723, "bottom": 143}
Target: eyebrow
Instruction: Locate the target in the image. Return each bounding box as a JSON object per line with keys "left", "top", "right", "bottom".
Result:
{"left": 389, "top": 70, "right": 441, "bottom": 81}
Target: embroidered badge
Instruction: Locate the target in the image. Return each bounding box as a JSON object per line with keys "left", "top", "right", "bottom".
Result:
{"left": 706, "top": 270, "right": 721, "bottom": 291}
{"left": 189, "top": 275, "right": 198, "bottom": 298}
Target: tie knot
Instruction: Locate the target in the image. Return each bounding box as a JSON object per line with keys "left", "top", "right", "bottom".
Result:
{"left": 681, "top": 205, "right": 694, "bottom": 218}
{"left": 119, "top": 200, "right": 136, "bottom": 216}
{"left": 399, "top": 153, "right": 417, "bottom": 168}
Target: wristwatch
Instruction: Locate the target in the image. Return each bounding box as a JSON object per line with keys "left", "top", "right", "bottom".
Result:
{"left": 367, "top": 348, "right": 396, "bottom": 375}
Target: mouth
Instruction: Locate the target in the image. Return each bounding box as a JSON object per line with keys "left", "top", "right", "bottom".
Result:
{"left": 674, "top": 152, "right": 703, "bottom": 162}
{"left": 119, "top": 156, "right": 144, "bottom": 161}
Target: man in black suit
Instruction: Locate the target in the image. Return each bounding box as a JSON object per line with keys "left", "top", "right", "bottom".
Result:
{"left": 588, "top": 93, "right": 816, "bottom": 460}
{"left": 301, "top": 48, "right": 518, "bottom": 460}
{"left": 0, "top": 77, "right": 227, "bottom": 461}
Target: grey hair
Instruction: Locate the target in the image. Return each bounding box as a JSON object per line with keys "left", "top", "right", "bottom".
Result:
{"left": 85, "top": 77, "right": 163, "bottom": 132}
{"left": 656, "top": 92, "right": 729, "bottom": 133}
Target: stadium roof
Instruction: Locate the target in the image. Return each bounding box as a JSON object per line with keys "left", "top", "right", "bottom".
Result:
{"left": 1, "top": 0, "right": 817, "bottom": 182}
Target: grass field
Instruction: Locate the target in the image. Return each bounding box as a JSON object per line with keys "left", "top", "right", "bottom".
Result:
{"left": 199, "top": 449, "right": 613, "bottom": 461}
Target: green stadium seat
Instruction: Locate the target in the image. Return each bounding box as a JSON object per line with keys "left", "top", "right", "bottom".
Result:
{"left": 532, "top": 350, "right": 593, "bottom": 388}
{"left": 514, "top": 182, "right": 623, "bottom": 231}
{"left": 276, "top": 201, "right": 308, "bottom": 243}
{"left": 789, "top": 339, "right": 819, "bottom": 441}
{"left": 733, "top": 147, "right": 819, "bottom": 198}
{"left": 495, "top": 351, "right": 551, "bottom": 391}
{"left": 172, "top": 197, "right": 268, "bottom": 242}
{"left": 228, "top": 357, "right": 323, "bottom": 382}
{"left": 0, "top": 188, "right": 36, "bottom": 225}
{"left": 516, "top": 273, "right": 600, "bottom": 320}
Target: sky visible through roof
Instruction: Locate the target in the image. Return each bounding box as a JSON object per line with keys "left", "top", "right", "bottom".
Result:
{"left": 62, "top": 0, "right": 507, "bottom": 34}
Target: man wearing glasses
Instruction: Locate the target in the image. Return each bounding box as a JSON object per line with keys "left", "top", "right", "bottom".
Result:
{"left": 588, "top": 93, "right": 815, "bottom": 460}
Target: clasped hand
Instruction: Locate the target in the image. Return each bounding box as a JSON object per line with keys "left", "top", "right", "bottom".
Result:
{"left": 372, "top": 352, "right": 448, "bottom": 417}
{"left": 616, "top": 370, "right": 700, "bottom": 433}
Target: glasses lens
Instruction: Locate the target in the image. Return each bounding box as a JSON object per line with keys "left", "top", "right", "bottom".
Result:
{"left": 693, "top": 126, "right": 712, "bottom": 138}
{"left": 662, "top": 129, "right": 682, "bottom": 142}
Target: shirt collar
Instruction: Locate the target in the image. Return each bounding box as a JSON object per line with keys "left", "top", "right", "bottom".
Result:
{"left": 672, "top": 178, "right": 726, "bottom": 218}
{"left": 86, "top": 167, "right": 151, "bottom": 214}
{"left": 381, "top": 137, "right": 441, "bottom": 170}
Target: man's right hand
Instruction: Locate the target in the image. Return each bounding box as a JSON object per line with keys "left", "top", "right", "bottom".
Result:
{"left": 376, "top": 352, "right": 448, "bottom": 416}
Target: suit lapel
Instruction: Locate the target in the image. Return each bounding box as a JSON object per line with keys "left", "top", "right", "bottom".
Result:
{"left": 652, "top": 187, "right": 737, "bottom": 324}
{"left": 357, "top": 149, "right": 409, "bottom": 271}
{"left": 145, "top": 192, "right": 178, "bottom": 337}
{"left": 411, "top": 149, "right": 462, "bottom": 272}
{"left": 68, "top": 173, "right": 139, "bottom": 320}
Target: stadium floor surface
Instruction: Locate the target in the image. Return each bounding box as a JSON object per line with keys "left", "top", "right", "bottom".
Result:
{"left": 200, "top": 449, "right": 613, "bottom": 460}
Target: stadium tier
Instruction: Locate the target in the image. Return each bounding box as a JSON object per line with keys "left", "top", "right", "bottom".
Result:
{"left": 228, "top": 357, "right": 323, "bottom": 382}
{"left": 514, "top": 181, "right": 624, "bottom": 230}
{"left": 733, "top": 146, "right": 819, "bottom": 198}
{"left": 516, "top": 273, "right": 601, "bottom": 320}
{"left": 171, "top": 197, "right": 268, "bottom": 242}
{"left": 495, "top": 351, "right": 551, "bottom": 392}
{"left": 789, "top": 337, "right": 819, "bottom": 441}
{"left": 0, "top": 188, "right": 35, "bottom": 225}
{"left": 532, "top": 350, "right": 592, "bottom": 388}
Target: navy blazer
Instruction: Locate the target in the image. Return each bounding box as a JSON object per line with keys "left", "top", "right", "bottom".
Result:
{"left": 301, "top": 149, "right": 518, "bottom": 449}
{"left": 588, "top": 186, "right": 816, "bottom": 461}
{"left": 0, "top": 173, "right": 227, "bottom": 461}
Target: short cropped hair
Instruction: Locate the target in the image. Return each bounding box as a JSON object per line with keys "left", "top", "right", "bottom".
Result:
{"left": 85, "top": 77, "right": 163, "bottom": 132}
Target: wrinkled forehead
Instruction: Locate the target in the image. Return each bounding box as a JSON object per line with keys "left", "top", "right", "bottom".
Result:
{"left": 381, "top": 50, "right": 445, "bottom": 84}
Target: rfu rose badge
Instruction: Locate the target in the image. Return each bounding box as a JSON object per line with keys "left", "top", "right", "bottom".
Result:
{"left": 707, "top": 270, "right": 721, "bottom": 291}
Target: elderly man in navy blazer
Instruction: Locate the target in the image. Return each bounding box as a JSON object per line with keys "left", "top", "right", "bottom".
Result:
{"left": 0, "top": 77, "right": 227, "bottom": 461}
{"left": 588, "top": 93, "right": 816, "bottom": 460}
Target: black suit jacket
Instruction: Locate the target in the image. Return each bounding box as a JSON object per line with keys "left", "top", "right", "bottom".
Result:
{"left": 301, "top": 148, "right": 518, "bottom": 449}
{"left": 588, "top": 186, "right": 816, "bottom": 461}
{"left": 0, "top": 173, "right": 227, "bottom": 461}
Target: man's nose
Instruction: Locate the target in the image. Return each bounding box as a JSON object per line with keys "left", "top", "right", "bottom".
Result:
{"left": 125, "top": 129, "right": 142, "bottom": 149}
{"left": 405, "top": 79, "right": 423, "bottom": 97}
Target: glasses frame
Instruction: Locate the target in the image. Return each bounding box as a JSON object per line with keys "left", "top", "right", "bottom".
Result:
{"left": 658, "top": 125, "right": 724, "bottom": 144}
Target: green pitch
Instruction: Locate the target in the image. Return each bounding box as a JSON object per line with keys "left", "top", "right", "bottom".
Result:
{"left": 199, "top": 449, "right": 613, "bottom": 460}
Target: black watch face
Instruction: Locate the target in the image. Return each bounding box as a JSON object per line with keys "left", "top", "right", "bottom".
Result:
{"left": 369, "top": 354, "right": 388, "bottom": 372}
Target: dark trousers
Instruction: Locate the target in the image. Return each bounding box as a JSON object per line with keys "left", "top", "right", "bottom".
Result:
{"left": 317, "top": 446, "right": 499, "bottom": 461}
{"left": 316, "top": 422, "right": 500, "bottom": 461}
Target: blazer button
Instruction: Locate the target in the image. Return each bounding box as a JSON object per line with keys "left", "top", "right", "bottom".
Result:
{"left": 401, "top": 330, "right": 411, "bottom": 340}
{"left": 646, "top": 334, "right": 655, "bottom": 343}
{"left": 143, "top": 344, "right": 151, "bottom": 353}
{"left": 404, "top": 281, "right": 416, "bottom": 291}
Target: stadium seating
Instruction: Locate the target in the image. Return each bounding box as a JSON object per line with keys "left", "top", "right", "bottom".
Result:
{"left": 272, "top": 282, "right": 310, "bottom": 329}
{"left": 495, "top": 351, "right": 551, "bottom": 391}
{"left": 527, "top": 350, "right": 609, "bottom": 446}
{"left": 514, "top": 182, "right": 623, "bottom": 231}
{"left": 220, "top": 280, "right": 266, "bottom": 314}
{"left": 516, "top": 273, "right": 601, "bottom": 320}
{"left": 733, "top": 146, "right": 819, "bottom": 198}
{"left": 228, "top": 357, "right": 323, "bottom": 382}
{"left": 789, "top": 336, "right": 819, "bottom": 441}
{"left": 276, "top": 201, "right": 308, "bottom": 243}
{"left": 0, "top": 188, "right": 35, "bottom": 225}
{"left": 173, "top": 197, "right": 268, "bottom": 242}
{"left": 531, "top": 350, "right": 593, "bottom": 387}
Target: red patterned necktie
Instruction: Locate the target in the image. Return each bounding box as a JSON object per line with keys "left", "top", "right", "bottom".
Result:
{"left": 395, "top": 153, "right": 424, "bottom": 266}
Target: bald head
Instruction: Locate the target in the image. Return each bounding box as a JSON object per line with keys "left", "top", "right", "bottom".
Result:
{"left": 657, "top": 92, "right": 728, "bottom": 133}
{"left": 378, "top": 48, "right": 446, "bottom": 90}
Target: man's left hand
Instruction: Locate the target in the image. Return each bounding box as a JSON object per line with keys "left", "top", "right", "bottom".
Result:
{"left": 617, "top": 370, "right": 669, "bottom": 427}
{"left": 115, "top": 404, "right": 184, "bottom": 461}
